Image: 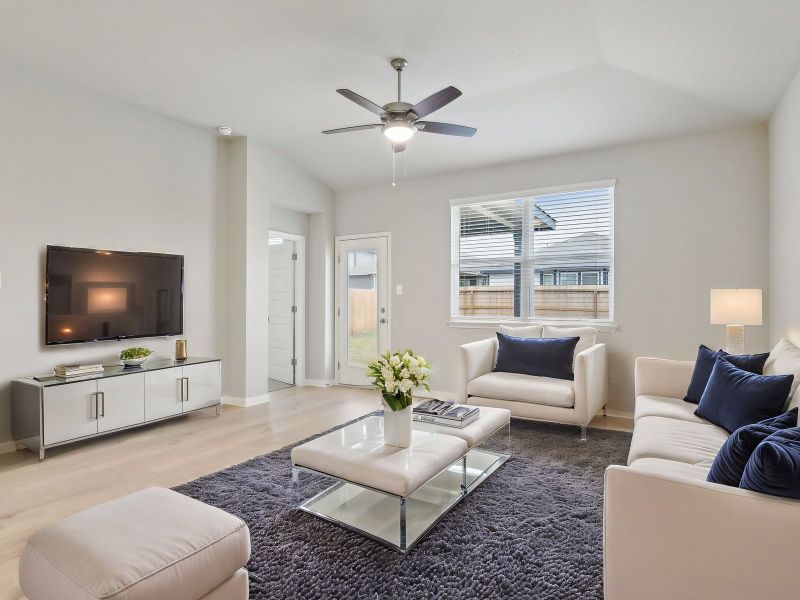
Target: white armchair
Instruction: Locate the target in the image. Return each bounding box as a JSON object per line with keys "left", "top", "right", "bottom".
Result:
{"left": 459, "top": 326, "right": 608, "bottom": 439}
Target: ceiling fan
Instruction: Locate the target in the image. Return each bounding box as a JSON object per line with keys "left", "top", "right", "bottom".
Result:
{"left": 322, "top": 58, "right": 476, "bottom": 153}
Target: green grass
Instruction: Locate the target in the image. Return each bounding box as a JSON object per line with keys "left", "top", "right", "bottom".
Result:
{"left": 348, "top": 331, "right": 378, "bottom": 366}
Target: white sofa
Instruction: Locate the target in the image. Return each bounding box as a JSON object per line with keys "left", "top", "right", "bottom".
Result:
{"left": 459, "top": 325, "right": 608, "bottom": 439}
{"left": 604, "top": 357, "right": 800, "bottom": 600}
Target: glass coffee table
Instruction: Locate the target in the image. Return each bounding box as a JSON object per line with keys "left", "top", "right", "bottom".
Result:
{"left": 291, "top": 411, "right": 510, "bottom": 553}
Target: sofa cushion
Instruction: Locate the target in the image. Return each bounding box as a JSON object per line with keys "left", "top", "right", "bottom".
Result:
{"left": 695, "top": 357, "right": 794, "bottom": 433}
{"left": 494, "top": 332, "right": 579, "bottom": 380}
{"left": 634, "top": 394, "right": 707, "bottom": 424}
{"left": 627, "top": 415, "right": 729, "bottom": 467}
{"left": 18, "top": 487, "right": 250, "bottom": 600}
{"left": 683, "top": 344, "right": 769, "bottom": 404}
{"left": 740, "top": 427, "right": 800, "bottom": 499}
{"left": 707, "top": 408, "right": 798, "bottom": 487}
{"left": 628, "top": 457, "right": 711, "bottom": 482}
{"left": 498, "top": 324, "right": 542, "bottom": 339}
{"left": 764, "top": 338, "right": 800, "bottom": 409}
{"left": 467, "top": 372, "right": 575, "bottom": 408}
{"left": 542, "top": 325, "right": 596, "bottom": 356}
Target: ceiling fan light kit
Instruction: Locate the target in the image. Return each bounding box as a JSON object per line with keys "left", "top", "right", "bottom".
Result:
{"left": 322, "top": 57, "right": 476, "bottom": 184}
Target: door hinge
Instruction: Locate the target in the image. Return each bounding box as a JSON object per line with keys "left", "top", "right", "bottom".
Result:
{"left": 337, "top": 361, "right": 340, "bottom": 371}
{"left": 292, "top": 253, "right": 297, "bottom": 260}
{"left": 337, "top": 254, "right": 341, "bottom": 264}
{"left": 337, "top": 308, "right": 340, "bottom": 317}
{"left": 291, "top": 305, "right": 297, "bottom": 313}
{"left": 290, "top": 358, "right": 298, "bottom": 366}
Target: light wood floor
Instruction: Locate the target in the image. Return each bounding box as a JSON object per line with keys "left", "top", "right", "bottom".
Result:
{"left": 0, "top": 386, "right": 630, "bottom": 600}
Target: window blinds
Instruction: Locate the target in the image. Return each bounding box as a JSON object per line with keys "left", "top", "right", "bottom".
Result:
{"left": 451, "top": 184, "right": 614, "bottom": 321}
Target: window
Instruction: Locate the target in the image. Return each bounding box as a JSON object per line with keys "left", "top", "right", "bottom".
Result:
{"left": 450, "top": 182, "right": 614, "bottom": 322}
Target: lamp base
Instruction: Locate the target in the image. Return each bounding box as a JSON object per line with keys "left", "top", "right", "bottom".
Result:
{"left": 724, "top": 325, "right": 745, "bottom": 354}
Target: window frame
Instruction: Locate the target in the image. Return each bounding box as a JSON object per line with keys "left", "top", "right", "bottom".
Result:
{"left": 449, "top": 179, "right": 616, "bottom": 329}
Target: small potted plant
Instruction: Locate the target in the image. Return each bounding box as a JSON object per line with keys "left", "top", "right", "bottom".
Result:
{"left": 366, "top": 350, "right": 431, "bottom": 448}
{"left": 120, "top": 347, "right": 153, "bottom": 367}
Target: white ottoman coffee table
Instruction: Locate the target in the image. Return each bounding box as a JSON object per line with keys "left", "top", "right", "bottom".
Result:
{"left": 19, "top": 487, "right": 250, "bottom": 600}
{"left": 291, "top": 410, "right": 510, "bottom": 553}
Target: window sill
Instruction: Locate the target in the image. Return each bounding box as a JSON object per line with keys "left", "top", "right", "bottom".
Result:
{"left": 447, "top": 319, "right": 619, "bottom": 333}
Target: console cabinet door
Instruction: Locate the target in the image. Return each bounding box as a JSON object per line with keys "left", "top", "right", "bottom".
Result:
{"left": 144, "top": 368, "right": 183, "bottom": 421}
{"left": 98, "top": 373, "right": 145, "bottom": 433}
{"left": 183, "top": 362, "right": 221, "bottom": 412}
{"left": 42, "top": 381, "right": 98, "bottom": 445}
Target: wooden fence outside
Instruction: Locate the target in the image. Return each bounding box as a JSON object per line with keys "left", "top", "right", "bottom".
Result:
{"left": 348, "top": 289, "right": 378, "bottom": 335}
{"left": 459, "top": 285, "right": 610, "bottom": 319}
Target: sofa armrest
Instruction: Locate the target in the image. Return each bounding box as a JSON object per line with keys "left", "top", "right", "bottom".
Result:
{"left": 573, "top": 343, "right": 607, "bottom": 425}
{"left": 634, "top": 356, "right": 694, "bottom": 400}
{"left": 458, "top": 338, "right": 496, "bottom": 402}
{"left": 604, "top": 465, "right": 800, "bottom": 600}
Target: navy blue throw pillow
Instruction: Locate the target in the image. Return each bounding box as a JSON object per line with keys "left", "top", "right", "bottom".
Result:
{"left": 740, "top": 427, "right": 800, "bottom": 499}
{"left": 707, "top": 408, "right": 799, "bottom": 486}
{"left": 684, "top": 345, "right": 770, "bottom": 404}
{"left": 695, "top": 357, "right": 794, "bottom": 433}
{"left": 494, "top": 333, "right": 580, "bottom": 381}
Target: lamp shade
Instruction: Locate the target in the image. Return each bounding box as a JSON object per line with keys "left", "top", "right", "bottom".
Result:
{"left": 710, "top": 289, "right": 762, "bottom": 325}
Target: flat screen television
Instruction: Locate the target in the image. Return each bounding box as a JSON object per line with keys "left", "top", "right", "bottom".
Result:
{"left": 46, "top": 245, "right": 184, "bottom": 345}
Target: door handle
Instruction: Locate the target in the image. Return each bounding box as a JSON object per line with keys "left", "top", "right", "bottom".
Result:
{"left": 380, "top": 318, "right": 387, "bottom": 324}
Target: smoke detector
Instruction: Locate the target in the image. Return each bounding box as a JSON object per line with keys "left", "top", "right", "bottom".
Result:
{"left": 218, "top": 126, "right": 233, "bottom": 136}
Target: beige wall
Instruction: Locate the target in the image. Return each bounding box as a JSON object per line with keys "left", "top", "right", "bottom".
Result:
{"left": 0, "top": 62, "right": 225, "bottom": 444}
{"left": 335, "top": 125, "right": 770, "bottom": 414}
{"left": 769, "top": 68, "right": 800, "bottom": 347}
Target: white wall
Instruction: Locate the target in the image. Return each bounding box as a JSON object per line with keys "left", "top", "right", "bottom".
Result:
{"left": 0, "top": 62, "right": 225, "bottom": 444}
{"left": 769, "top": 68, "right": 800, "bottom": 347}
{"left": 270, "top": 205, "right": 309, "bottom": 238}
{"left": 335, "top": 125, "right": 770, "bottom": 413}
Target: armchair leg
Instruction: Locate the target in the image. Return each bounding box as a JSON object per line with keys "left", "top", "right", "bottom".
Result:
{"left": 580, "top": 425, "right": 587, "bottom": 442}
{"left": 603, "top": 403, "right": 607, "bottom": 417}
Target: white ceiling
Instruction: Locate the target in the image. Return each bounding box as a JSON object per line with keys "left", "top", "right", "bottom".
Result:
{"left": 2, "top": 0, "right": 799, "bottom": 191}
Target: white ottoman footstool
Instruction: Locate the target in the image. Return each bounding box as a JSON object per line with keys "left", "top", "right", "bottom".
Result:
{"left": 19, "top": 487, "right": 250, "bottom": 600}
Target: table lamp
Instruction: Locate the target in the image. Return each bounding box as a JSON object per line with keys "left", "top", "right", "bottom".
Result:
{"left": 710, "top": 289, "right": 762, "bottom": 354}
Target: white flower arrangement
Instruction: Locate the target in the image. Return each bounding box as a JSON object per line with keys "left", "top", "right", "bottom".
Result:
{"left": 366, "top": 350, "right": 432, "bottom": 411}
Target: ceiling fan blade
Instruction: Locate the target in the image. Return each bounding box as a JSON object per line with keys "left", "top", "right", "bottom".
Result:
{"left": 392, "top": 141, "right": 407, "bottom": 153}
{"left": 409, "top": 86, "right": 462, "bottom": 118}
{"left": 322, "top": 124, "right": 382, "bottom": 134}
{"left": 416, "top": 121, "right": 477, "bottom": 137}
{"left": 336, "top": 89, "right": 386, "bottom": 116}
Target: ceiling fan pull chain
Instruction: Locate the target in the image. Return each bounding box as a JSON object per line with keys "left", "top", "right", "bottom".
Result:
{"left": 397, "top": 67, "right": 401, "bottom": 102}
{"left": 392, "top": 150, "right": 397, "bottom": 187}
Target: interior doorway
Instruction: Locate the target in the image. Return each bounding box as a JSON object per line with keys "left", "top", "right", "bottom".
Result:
{"left": 268, "top": 230, "right": 305, "bottom": 391}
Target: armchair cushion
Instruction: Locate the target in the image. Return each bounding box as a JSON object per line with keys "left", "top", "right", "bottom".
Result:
{"left": 495, "top": 332, "right": 579, "bottom": 380}
{"left": 467, "top": 372, "right": 575, "bottom": 408}
{"left": 498, "top": 324, "right": 542, "bottom": 339}
{"left": 542, "top": 325, "right": 596, "bottom": 356}
{"left": 634, "top": 394, "right": 707, "bottom": 424}
{"left": 695, "top": 357, "right": 793, "bottom": 433}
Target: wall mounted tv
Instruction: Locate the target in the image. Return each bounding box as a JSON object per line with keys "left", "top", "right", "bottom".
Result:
{"left": 45, "top": 245, "right": 184, "bottom": 345}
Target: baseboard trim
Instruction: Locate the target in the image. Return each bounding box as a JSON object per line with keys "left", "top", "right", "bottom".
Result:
{"left": 304, "top": 379, "right": 335, "bottom": 388}
{"left": 222, "top": 394, "right": 272, "bottom": 408}
{"left": 604, "top": 409, "right": 633, "bottom": 420}
{"left": 0, "top": 440, "right": 17, "bottom": 454}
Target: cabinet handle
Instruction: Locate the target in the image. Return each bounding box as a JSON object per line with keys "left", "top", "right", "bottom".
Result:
{"left": 184, "top": 377, "right": 190, "bottom": 403}
{"left": 179, "top": 378, "right": 184, "bottom": 403}
{"left": 92, "top": 392, "right": 99, "bottom": 420}
{"left": 98, "top": 391, "right": 105, "bottom": 417}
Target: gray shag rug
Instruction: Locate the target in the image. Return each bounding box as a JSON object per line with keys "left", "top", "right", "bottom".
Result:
{"left": 175, "top": 416, "right": 631, "bottom": 599}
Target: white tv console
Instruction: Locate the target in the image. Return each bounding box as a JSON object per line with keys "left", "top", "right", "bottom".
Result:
{"left": 12, "top": 357, "right": 221, "bottom": 460}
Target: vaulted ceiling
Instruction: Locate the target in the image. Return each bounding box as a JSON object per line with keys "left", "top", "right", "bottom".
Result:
{"left": 2, "top": 0, "right": 799, "bottom": 190}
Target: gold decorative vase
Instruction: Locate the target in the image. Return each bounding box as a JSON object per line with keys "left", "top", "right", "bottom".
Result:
{"left": 175, "top": 340, "right": 188, "bottom": 361}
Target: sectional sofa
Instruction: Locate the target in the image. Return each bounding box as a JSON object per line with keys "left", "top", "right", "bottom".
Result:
{"left": 604, "top": 356, "right": 800, "bottom": 600}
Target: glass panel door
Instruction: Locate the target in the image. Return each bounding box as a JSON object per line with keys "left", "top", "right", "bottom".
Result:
{"left": 338, "top": 236, "right": 389, "bottom": 385}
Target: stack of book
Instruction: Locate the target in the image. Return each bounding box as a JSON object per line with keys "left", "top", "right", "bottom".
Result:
{"left": 412, "top": 399, "right": 480, "bottom": 428}
{"left": 54, "top": 364, "right": 104, "bottom": 378}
